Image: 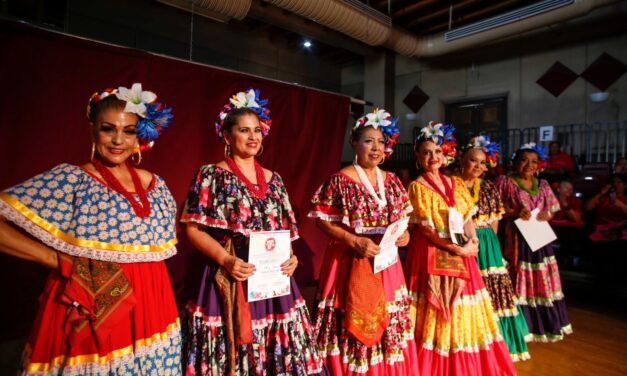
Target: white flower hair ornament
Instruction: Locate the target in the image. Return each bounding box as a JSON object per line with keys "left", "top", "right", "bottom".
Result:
{"left": 464, "top": 135, "right": 501, "bottom": 168}
{"left": 353, "top": 108, "right": 400, "bottom": 157}
{"left": 415, "top": 121, "right": 457, "bottom": 166}
{"left": 86, "top": 83, "right": 173, "bottom": 152}
{"left": 215, "top": 88, "right": 271, "bottom": 142}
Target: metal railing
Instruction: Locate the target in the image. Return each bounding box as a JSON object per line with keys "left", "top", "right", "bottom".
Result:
{"left": 394, "top": 120, "right": 627, "bottom": 165}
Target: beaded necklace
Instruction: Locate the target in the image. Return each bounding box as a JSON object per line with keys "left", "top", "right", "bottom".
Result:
{"left": 226, "top": 156, "right": 268, "bottom": 200}
{"left": 92, "top": 159, "right": 151, "bottom": 218}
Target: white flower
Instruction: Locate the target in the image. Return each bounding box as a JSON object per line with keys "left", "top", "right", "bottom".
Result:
{"left": 364, "top": 109, "right": 391, "bottom": 129}
{"left": 421, "top": 121, "right": 444, "bottom": 142}
{"left": 230, "top": 89, "right": 259, "bottom": 109}
{"left": 521, "top": 142, "right": 536, "bottom": 149}
{"left": 116, "top": 83, "right": 156, "bottom": 118}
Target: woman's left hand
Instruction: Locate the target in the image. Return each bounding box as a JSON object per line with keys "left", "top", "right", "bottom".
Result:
{"left": 395, "top": 230, "right": 410, "bottom": 247}
{"left": 537, "top": 211, "right": 552, "bottom": 221}
{"left": 281, "top": 255, "right": 298, "bottom": 277}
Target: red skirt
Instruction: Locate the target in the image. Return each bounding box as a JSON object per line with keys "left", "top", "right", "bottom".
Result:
{"left": 22, "top": 261, "right": 181, "bottom": 375}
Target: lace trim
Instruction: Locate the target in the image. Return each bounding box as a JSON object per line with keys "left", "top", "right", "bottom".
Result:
{"left": 24, "top": 326, "right": 181, "bottom": 376}
{"left": 181, "top": 214, "right": 299, "bottom": 241}
{"left": 0, "top": 200, "right": 176, "bottom": 263}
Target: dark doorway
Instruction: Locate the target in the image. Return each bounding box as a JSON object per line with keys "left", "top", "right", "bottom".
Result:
{"left": 445, "top": 96, "right": 507, "bottom": 148}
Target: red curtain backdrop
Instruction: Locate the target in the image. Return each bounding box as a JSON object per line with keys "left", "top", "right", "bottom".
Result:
{"left": 0, "top": 20, "right": 348, "bottom": 338}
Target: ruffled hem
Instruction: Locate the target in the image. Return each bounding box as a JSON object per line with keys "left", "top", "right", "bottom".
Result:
{"left": 180, "top": 214, "right": 299, "bottom": 241}
{"left": 184, "top": 299, "right": 324, "bottom": 375}
{"left": 23, "top": 324, "right": 182, "bottom": 376}
{"left": 495, "top": 311, "right": 530, "bottom": 362}
{"left": 0, "top": 199, "right": 177, "bottom": 263}
{"left": 416, "top": 340, "right": 516, "bottom": 376}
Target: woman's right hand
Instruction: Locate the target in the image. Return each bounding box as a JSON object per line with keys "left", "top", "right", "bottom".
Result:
{"left": 456, "top": 237, "right": 479, "bottom": 257}
{"left": 222, "top": 255, "right": 256, "bottom": 281}
{"left": 518, "top": 207, "right": 532, "bottom": 220}
{"left": 351, "top": 236, "right": 381, "bottom": 258}
{"left": 600, "top": 184, "right": 612, "bottom": 196}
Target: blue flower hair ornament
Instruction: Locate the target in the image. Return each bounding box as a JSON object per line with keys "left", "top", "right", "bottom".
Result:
{"left": 87, "top": 83, "right": 173, "bottom": 151}
{"left": 415, "top": 121, "right": 457, "bottom": 165}
{"left": 464, "top": 135, "right": 501, "bottom": 167}
{"left": 353, "top": 108, "right": 400, "bottom": 157}
{"left": 215, "top": 88, "right": 272, "bottom": 142}
{"left": 513, "top": 142, "right": 549, "bottom": 170}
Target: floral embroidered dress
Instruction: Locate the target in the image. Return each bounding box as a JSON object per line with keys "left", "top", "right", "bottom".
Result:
{"left": 180, "top": 165, "right": 325, "bottom": 376}
{"left": 308, "top": 172, "right": 419, "bottom": 376}
{"left": 470, "top": 179, "right": 531, "bottom": 361}
{"left": 0, "top": 164, "right": 181, "bottom": 375}
{"left": 404, "top": 176, "right": 516, "bottom": 376}
{"left": 494, "top": 176, "right": 572, "bottom": 342}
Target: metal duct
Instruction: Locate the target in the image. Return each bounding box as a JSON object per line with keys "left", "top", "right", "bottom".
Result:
{"left": 414, "top": 0, "right": 620, "bottom": 57}
{"left": 157, "top": 0, "right": 252, "bottom": 22}
{"left": 265, "top": 0, "right": 391, "bottom": 46}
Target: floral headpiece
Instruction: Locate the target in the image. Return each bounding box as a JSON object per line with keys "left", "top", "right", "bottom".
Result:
{"left": 513, "top": 142, "right": 549, "bottom": 171}
{"left": 215, "top": 88, "right": 271, "bottom": 142}
{"left": 463, "top": 135, "right": 501, "bottom": 168}
{"left": 352, "top": 108, "right": 399, "bottom": 157}
{"left": 87, "top": 83, "right": 173, "bottom": 151}
{"left": 415, "top": 121, "right": 457, "bottom": 165}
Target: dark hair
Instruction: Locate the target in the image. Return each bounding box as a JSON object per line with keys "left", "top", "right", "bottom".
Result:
{"left": 610, "top": 173, "right": 627, "bottom": 183}
{"left": 88, "top": 95, "right": 128, "bottom": 124}
{"left": 350, "top": 125, "right": 380, "bottom": 144}
{"left": 549, "top": 141, "right": 561, "bottom": 148}
{"left": 222, "top": 107, "right": 260, "bottom": 136}
{"left": 512, "top": 148, "right": 539, "bottom": 166}
{"left": 413, "top": 137, "right": 436, "bottom": 152}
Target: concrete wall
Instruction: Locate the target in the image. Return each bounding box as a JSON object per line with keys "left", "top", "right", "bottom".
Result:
{"left": 387, "top": 31, "right": 627, "bottom": 143}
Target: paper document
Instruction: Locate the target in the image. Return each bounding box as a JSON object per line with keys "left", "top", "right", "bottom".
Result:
{"left": 247, "top": 230, "right": 291, "bottom": 302}
{"left": 374, "top": 217, "right": 410, "bottom": 273}
{"left": 514, "top": 208, "right": 557, "bottom": 252}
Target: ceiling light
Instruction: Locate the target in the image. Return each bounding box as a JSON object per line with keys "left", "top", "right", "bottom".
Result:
{"left": 303, "top": 40, "right": 312, "bottom": 48}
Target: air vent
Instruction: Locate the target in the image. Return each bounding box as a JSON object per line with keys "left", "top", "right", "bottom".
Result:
{"left": 444, "top": 0, "right": 574, "bottom": 42}
{"left": 342, "top": 0, "right": 392, "bottom": 26}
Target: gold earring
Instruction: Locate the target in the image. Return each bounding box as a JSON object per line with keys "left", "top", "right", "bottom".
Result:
{"left": 256, "top": 145, "right": 264, "bottom": 157}
{"left": 132, "top": 149, "right": 142, "bottom": 165}
{"left": 354, "top": 155, "right": 358, "bottom": 164}
{"left": 91, "top": 142, "right": 95, "bottom": 161}
{"left": 379, "top": 156, "right": 385, "bottom": 165}
{"left": 415, "top": 161, "right": 422, "bottom": 171}
{"left": 224, "top": 144, "right": 231, "bottom": 159}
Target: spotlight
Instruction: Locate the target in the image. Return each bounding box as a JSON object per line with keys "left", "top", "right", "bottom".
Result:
{"left": 303, "top": 40, "right": 312, "bottom": 48}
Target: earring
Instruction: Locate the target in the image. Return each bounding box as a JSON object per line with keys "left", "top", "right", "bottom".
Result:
{"left": 378, "top": 156, "right": 385, "bottom": 165}
{"left": 415, "top": 161, "right": 422, "bottom": 171}
{"left": 91, "top": 142, "right": 95, "bottom": 161}
{"left": 132, "top": 149, "right": 142, "bottom": 165}
{"left": 354, "top": 155, "right": 358, "bottom": 164}
{"left": 224, "top": 144, "right": 231, "bottom": 159}
{"left": 256, "top": 145, "right": 264, "bottom": 157}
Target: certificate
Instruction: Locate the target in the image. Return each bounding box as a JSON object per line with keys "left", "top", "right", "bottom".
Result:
{"left": 374, "top": 217, "right": 410, "bottom": 273}
{"left": 247, "top": 230, "right": 291, "bottom": 302}
{"left": 514, "top": 208, "right": 557, "bottom": 252}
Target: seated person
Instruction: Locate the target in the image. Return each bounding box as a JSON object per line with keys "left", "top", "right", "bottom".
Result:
{"left": 545, "top": 141, "right": 576, "bottom": 182}
{"left": 550, "top": 181, "right": 584, "bottom": 268}
{"left": 614, "top": 157, "right": 627, "bottom": 174}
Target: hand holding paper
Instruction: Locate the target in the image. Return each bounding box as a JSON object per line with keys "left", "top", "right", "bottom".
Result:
{"left": 374, "top": 217, "right": 410, "bottom": 273}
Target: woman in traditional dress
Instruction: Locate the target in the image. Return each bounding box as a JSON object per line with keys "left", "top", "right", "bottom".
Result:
{"left": 458, "top": 136, "right": 531, "bottom": 361}
{"left": 0, "top": 84, "right": 182, "bottom": 375}
{"left": 181, "top": 89, "right": 325, "bottom": 376}
{"left": 495, "top": 143, "right": 572, "bottom": 342}
{"left": 404, "top": 122, "right": 516, "bottom": 375}
{"left": 308, "top": 108, "right": 419, "bottom": 375}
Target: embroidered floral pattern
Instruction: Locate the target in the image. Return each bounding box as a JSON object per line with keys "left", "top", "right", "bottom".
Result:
{"left": 181, "top": 165, "right": 298, "bottom": 239}
{"left": 308, "top": 172, "right": 412, "bottom": 234}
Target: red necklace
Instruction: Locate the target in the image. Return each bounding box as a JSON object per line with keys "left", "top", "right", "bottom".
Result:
{"left": 226, "top": 156, "right": 268, "bottom": 199}
{"left": 422, "top": 171, "right": 456, "bottom": 207}
{"left": 92, "top": 159, "right": 151, "bottom": 218}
